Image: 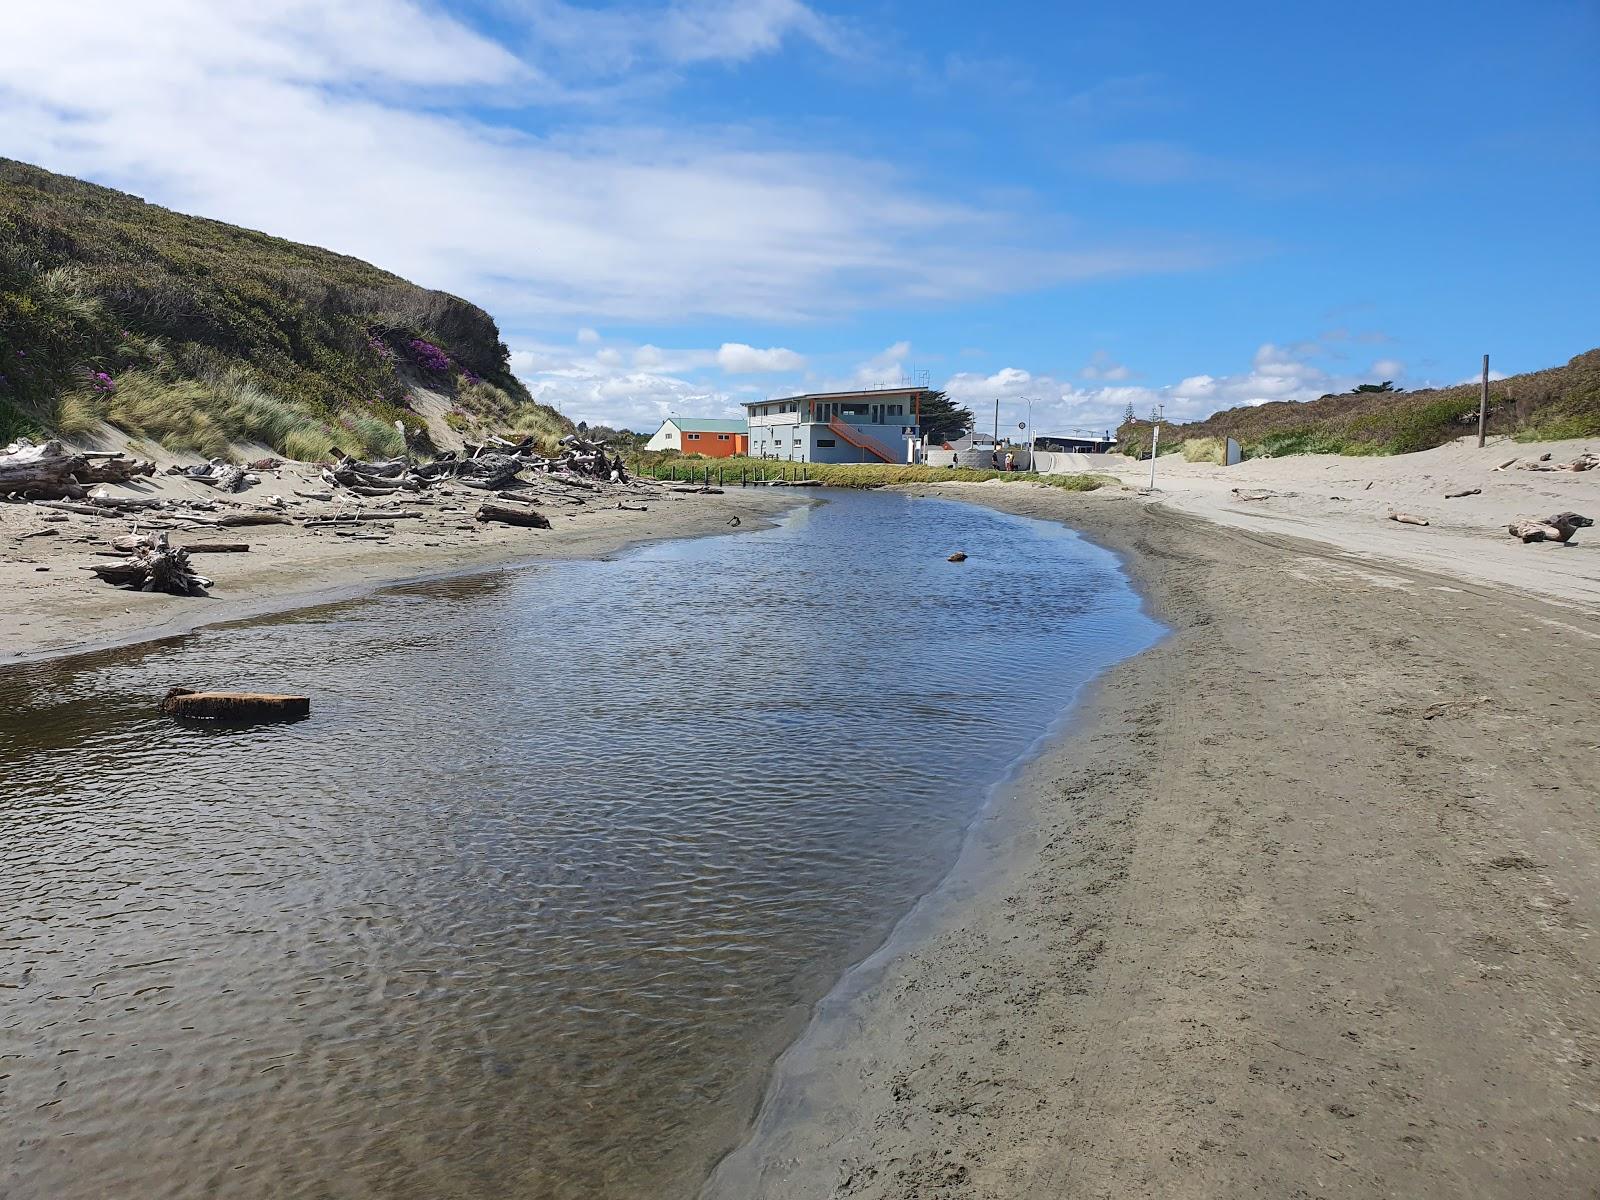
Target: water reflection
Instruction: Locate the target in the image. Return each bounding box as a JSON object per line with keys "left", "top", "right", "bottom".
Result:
{"left": 0, "top": 491, "right": 1160, "bottom": 1200}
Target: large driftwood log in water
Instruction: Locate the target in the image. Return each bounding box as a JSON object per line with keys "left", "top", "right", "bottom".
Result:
{"left": 159, "top": 687, "right": 309, "bottom": 720}
{"left": 476, "top": 501, "right": 551, "bottom": 528}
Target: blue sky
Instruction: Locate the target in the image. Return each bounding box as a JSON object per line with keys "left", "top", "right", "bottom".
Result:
{"left": 3, "top": 0, "right": 1596, "bottom": 433}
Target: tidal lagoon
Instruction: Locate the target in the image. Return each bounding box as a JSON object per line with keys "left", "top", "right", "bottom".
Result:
{"left": 1, "top": 491, "right": 1160, "bottom": 1199}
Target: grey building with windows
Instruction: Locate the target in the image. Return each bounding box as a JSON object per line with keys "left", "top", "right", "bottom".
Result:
{"left": 744, "top": 387, "right": 927, "bottom": 464}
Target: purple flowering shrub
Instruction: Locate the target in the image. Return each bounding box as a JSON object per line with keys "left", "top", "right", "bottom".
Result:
{"left": 408, "top": 338, "right": 452, "bottom": 373}
{"left": 367, "top": 334, "right": 395, "bottom": 361}
{"left": 89, "top": 371, "right": 116, "bottom": 394}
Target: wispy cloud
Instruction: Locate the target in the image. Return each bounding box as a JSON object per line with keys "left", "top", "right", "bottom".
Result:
{"left": 0, "top": 2, "right": 1228, "bottom": 324}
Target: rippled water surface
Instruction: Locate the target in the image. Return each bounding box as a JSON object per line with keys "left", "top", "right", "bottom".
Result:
{"left": 1, "top": 491, "right": 1160, "bottom": 1200}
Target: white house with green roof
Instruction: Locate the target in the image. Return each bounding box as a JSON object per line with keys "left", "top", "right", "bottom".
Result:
{"left": 644, "top": 416, "right": 749, "bottom": 457}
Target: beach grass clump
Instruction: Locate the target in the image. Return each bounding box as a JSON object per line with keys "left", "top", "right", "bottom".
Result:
{"left": 346, "top": 413, "right": 404, "bottom": 459}
{"left": 1246, "top": 428, "right": 1367, "bottom": 458}
{"left": 1180, "top": 437, "right": 1225, "bottom": 463}
{"left": 283, "top": 421, "right": 339, "bottom": 463}
{"left": 635, "top": 455, "right": 1109, "bottom": 492}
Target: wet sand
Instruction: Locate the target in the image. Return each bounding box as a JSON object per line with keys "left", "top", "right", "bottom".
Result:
{"left": 707, "top": 484, "right": 1600, "bottom": 1199}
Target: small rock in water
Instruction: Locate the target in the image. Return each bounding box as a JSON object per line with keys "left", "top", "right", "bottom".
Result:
{"left": 947, "top": 551, "right": 968, "bottom": 562}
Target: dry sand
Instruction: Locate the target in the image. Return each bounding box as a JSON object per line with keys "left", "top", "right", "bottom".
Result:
{"left": 0, "top": 455, "right": 797, "bottom": 664}
{"left": 705, "top": 441, "right": 1599, "bottom": 1199}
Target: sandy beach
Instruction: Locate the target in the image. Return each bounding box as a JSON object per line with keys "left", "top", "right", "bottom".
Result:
{"left": 5, "top": 436, "right": 1597, "bottom": 1197}
{"left": 707, "top": 441, "right": 1599, "bottom": 1198}
{"left": 0, "top": 454, "right": 798, "bottom": 664}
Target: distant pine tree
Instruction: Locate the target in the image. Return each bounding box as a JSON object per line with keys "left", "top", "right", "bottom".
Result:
{"left": 1123, "top": 400, "right": 1136, "bottom": 425}
{"left": 916, "top": 390, "right": 975, "bottom": 444}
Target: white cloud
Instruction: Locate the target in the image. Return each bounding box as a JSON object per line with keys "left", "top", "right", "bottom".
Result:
{"left": 1080, "top": 350, "right": 1131, "bottom": 381}
{"left": 938, "top": 336, "right": 1404, "bottom": 438}
{"left": 576, "top": 327, "right": 602, "bottom": 344}
{"left": 0, "top": 2, "right": 1226, "bottom": 325}
{"left": 717, "top": 343, "right": 806, "bottom": 373}
{"left": 510, "top": 0, "right": 841, "bottom": 77}
{"left": 1370, "top": 358, "right": 1405, "bottom": 378}
{"left": 835, "top": 341, "right": 914, "bottom": 389}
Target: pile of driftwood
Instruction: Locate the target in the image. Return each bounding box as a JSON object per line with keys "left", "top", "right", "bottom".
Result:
{"left": 1515, "top": 452, "right": 1597, "bottom": 473}
{"left": 0, "top": 438, "right": 156, "bottom": 499}
{"left": 1508, "top": 512, "right": 1592, "bottom": 544}
{"left": 86, "top": 532, "right": 212, "bottom": 595}
{"left": 164, "top": 459, "right": 261, "bottom": 492}
{"left": 321, "top": 434, "right": 631, "bottom": 498}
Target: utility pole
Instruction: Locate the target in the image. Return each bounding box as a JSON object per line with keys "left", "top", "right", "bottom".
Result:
{"left": 992, "top": 397, "right": 1000, "bottom": 452}
{"left": 1477, "top": 354, "right": 1489, "bottom": 448}
{"left": 1148, "top": 405, "right": 1164, "bottom": 492}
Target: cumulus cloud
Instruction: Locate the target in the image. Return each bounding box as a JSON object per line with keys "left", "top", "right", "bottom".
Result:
{"left": 510, "top": 337, "right": 808, "bottom": 429}
{"left": 938, "top": 335, "right": 1407, "bottom": 438}
{"left": 717, "top": 343, "right": 806, "bottom": 373}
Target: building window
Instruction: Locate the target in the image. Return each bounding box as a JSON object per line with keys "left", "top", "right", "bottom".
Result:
{"left": 718, "top": 433, "right": 729, "bottom": 440}
{"left": 686, "top": 433, "right": 700, "bottom": 440}
{"left": 818, "top": 438, "right": 836, "bottom": 447}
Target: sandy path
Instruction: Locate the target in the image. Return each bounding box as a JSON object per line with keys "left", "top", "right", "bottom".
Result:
{"left": 706, "top": 486, "right": 1599, "bottom": 1199}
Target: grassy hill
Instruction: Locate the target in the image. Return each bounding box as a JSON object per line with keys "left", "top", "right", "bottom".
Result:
{"left": 0, "top": 159, "right": 569, "bottom": 458}
{"left": 1120, "top": 348, "right": 1600, "bottom": 460}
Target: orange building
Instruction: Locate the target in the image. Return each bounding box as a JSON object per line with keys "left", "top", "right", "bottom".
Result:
{"left": 643, "top": 417, "right": 749, "bottom": 457}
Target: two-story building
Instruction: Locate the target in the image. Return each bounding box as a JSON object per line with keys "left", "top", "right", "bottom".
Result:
{"left": 744, "top": 387, "right": 927, "bottom": 464}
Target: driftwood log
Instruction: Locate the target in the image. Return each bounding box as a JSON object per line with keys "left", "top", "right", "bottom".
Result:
{"left": 1508, "top": 512, "right": 1592, "bottom": 543}
{"left": 0, "top": 440, "right": 89, "bottom": 498}
{"left": 78, "top": 455, "right": 156, "bottom": 485}
{"left": 1388, "top": 512, "right": 1430, "bottom": 526}
{"left": 476, "top": 502, "right": 551, "bottom": 528}
{"left": 214, "top": 511, "right": 292, "bottom": 527}
{"left": 88, "top": 534, "right": 212, "bottom": 595}
{"left": 180, "top": 542, "right": 250, "bottom": 553}
{"left": 159, "top": 687, "right": 309, "bottom": 721}
{"left": 1444, "top": 488, "right": 1481, "bottom": 499}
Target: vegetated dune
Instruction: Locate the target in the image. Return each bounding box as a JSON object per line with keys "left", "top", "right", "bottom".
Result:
{"left": 0, "top": 158, "right": 570, "bottom": 459}
{"left": 1119, "top": 348, "right": 1600, "bottom": 458}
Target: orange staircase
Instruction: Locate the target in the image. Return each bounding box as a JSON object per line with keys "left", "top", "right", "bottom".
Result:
{"left": 827, "top": 416, "right": 898, "bottom": 463}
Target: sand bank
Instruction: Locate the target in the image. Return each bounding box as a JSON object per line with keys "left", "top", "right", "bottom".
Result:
{"left": 707, "top": 476, "right": 1599, "bottom": 1199}
{"left": 0, "top": 459, "right": 797, "bottom": 664}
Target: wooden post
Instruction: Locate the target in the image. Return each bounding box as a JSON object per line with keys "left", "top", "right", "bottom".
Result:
{"left": 1478, "top": 354, "right": 1489, "bottom": 448}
